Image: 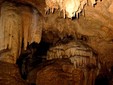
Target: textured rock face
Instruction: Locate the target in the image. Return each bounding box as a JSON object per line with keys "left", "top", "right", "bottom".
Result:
{"left": 36, "top": 59, "right": 84, "bottom": 85}
{"left": 46, "top": 39, "right": 99, "bottom": 85}
{"left": 0, "top": 61, "right": 27, "bottom": 85}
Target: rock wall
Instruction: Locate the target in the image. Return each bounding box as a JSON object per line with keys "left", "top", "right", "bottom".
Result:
{"left": 0, "top": 61, "right": 27, "bottom": 85}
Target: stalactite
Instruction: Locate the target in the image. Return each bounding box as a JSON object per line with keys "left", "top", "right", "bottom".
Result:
{"left": 45, "top": 0, "right": 59, "bottom": 14}
{"left": 1, "top": 1, "right": 22, "bottom": 51}
{"left": 47, "top": 41, "right": 96, "bottom": 60}
{"left": 1, "top": 2, "right": 13, "bottom": 50}
{"left": 21, "top": 5, "right": 42, "bottom": 50}
{"left": 20, "top": 6, "right": 32, "bottom": 50}
{"left": 29, "top": 8, "right": 42, "bottom": 44}
{"left": 0, "top": 9, "right": 5, "bottom": 51}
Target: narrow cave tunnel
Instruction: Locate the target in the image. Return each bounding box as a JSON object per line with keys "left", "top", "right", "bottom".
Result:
{"left": 0, "top": 0, "right": 113, "bottom": 85}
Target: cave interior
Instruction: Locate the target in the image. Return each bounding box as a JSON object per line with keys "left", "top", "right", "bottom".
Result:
{"left": 0, "top": 0, "right": 113, "bottom": 85}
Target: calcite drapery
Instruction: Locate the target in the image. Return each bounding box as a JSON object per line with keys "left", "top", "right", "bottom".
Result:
{"left": 0, "top": 1, "right": 43, "bottom": 63}
{"left": 20, "top": 5, "right": 42, "bottom": 50}
{"left": 0, "top": 2, "right": 22, "bottom": 63}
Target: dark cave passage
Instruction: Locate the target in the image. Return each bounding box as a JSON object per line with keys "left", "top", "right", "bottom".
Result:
{"left": 16, "top": 41, "right": 51, "bottom": 80}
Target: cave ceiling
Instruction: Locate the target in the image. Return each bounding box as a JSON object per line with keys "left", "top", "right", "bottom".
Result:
{"left": 9, "top": 0, "right": 113, "bottom": 43}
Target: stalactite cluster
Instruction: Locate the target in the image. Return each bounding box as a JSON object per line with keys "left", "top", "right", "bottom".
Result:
{"left": 0, "top": 1, "right": 43, "bottom": 63}
{"left": 20, "top": 5, "right": 43, "bottom": 50}
{"left": 44, "top": 0, "right": 102, "bottom": 18}
{"left": 47, "top": 40, "right": 100, "bottom": 85}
